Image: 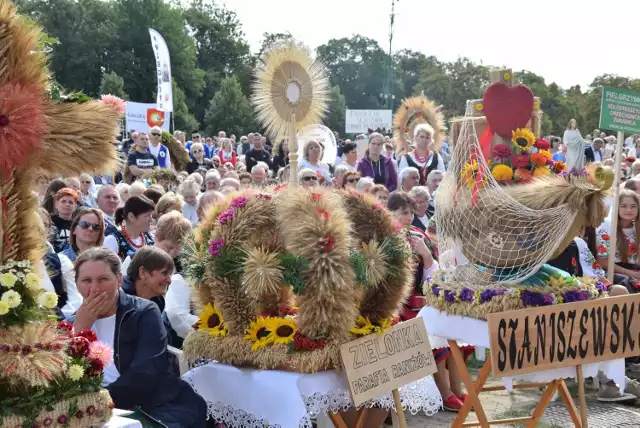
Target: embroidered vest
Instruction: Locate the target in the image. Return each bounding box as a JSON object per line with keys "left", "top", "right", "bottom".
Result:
{"left": 403, "top": 152, "right": 439, "bottom": 186}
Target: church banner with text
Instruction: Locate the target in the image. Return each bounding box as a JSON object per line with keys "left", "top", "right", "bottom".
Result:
{"left": 488, "top": 295, "right": 640, "bottom": 377}
{"left": 339, "top": 317, "right": 437, "bottom": 406}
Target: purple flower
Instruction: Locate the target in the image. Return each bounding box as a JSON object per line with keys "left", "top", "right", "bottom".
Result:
{"left": 217, "top": 209, "right": 234, "bottom": 225}
{"left": 444, "top": 290, "right": 456, "bottom": 303}
{"left": 431, "top": 285, "right": 441, "bottom": 296}
{"left": 480, "top": 289, "right": 505, "bottom": 304}
{"left": 231, "top": 196, "right": 249, "bottom": 208}
{"left": 460, "top": 288, "right": 475, "bottom": 302}
{"left": 563, "top": 290, "right": 590, "bottom": 303}
{"left": 595, "top": 282, "right": 607, "bottom": 294}
{"left": 520, "top": 290, "right": 548, "bottom": 306}
{"left": 208, "top": 239, "right": 225, "bottom": 257}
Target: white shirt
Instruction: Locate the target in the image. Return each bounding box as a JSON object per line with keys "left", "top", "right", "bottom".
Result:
{"left": 397, "top": 151, "right": 446, "bottom": 174}
{"left": 91, "top": 314, "right": 121, "bottom": 386}
{"left": 182, "top": 203, "right": 199, "bottom": 225}
{"left": 165, "top": 274, "right": 199, "bottom": 339}
{"left": 57, "top": 254, "right": 84, "bottom": 317}
{"left": 148, "top": 143, "right": 171, "bottom": 167}
{"left": 103, "top": 234, "right": 144, "bottom": 256}
{"left": 416, "top": 214, "right": 429, "bottom": 229}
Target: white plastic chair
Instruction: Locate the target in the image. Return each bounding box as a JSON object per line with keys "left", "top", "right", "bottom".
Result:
{"left": 167, "top": 345, "right": 188, "bottom": 376}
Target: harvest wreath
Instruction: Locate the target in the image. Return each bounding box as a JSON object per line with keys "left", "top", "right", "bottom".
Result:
{"left": 181, "top": 188, "right": 413, "bottom": 372}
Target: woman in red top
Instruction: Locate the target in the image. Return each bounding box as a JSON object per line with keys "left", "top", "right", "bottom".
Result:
{"left": 217, "top": 138, "right": 237, "bottom": 167}
{"left": 387, "top": 193, "right": 467, "bottom": 412}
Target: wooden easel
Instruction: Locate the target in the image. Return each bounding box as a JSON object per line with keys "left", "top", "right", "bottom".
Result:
{"left": 327, "top": 408, "right": 369, "bottom": 428}
{"left": 448, "top": 340, "right": 583, "bottom": 428}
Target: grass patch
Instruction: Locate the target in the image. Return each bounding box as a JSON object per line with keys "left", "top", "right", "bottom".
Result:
{"left": 493, "top": 406, "right": 563, "bottom": 428}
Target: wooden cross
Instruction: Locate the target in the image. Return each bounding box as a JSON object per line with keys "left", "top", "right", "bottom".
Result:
{"left": 0, "top": 0, "right": 121, "bottom": 265}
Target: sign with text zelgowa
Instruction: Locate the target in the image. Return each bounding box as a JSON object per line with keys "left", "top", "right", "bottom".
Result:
{"left": 339, "top": 317, "right": 437, "bottom": 406}
{"left": 488, "top": 295, "right": 640, "bottom": 377}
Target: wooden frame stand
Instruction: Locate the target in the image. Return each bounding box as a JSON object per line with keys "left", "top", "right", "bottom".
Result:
{"left": 448, "top": 340, "right": 583, "bottom": 428}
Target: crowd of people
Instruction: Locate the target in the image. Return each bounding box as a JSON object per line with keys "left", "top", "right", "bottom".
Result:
{"left": 31, "top": 117, "right": 640, "bottom": 426}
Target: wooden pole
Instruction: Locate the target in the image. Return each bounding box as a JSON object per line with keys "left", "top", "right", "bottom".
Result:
{"left": 607, "top": 131, "right": 625, "bottom": 283}
{"left": 391, "top": 389, "right": 408, "bottom": 428}
{"left": 289, "top": 113, "right": 298, "bottom": 187}
{"left": 576, "top": 365, "right": 588, "bottom": 428}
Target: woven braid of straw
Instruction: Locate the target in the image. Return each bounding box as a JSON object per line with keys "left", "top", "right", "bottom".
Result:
{"left": 1, "top": 389, "right": 113, "bottom": 427}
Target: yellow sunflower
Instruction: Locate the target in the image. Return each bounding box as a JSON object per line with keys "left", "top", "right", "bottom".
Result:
{"left": 271, "top": 317, "right": 297, "bottom": 345}
{"left": 460, "top": 159, "right": 481, "bottom": 189}
{"left": 511, "top": 128, "right": 535, "bottom": 151}
{"left": 244, "top": 317, "right": 275, "bottom": 351}
{"left": 198, "top": 303, "right": 227, "bottom": 337}
{"left": 350, "top": 315, "right": 374, "bottom": 336}
{"left": 491, "top": 164, "right": 514, "bottom": 181}
{"left": 372, "top": 317, "right": 393, "bottom": 334}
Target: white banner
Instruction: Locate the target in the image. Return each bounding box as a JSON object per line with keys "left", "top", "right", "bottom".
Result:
{"left": 345, "top": 109, "right": 393, "bottom": 134}
{"left": 149, "top": 28, "right": 173, "bottom": 112}
{"left": 124, "top": 102, "right": 170, "bottom": 133}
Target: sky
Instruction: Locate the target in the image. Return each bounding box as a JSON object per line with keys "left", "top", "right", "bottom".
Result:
{"left": 223, "top": 0, "right": 639, "bottom": 90}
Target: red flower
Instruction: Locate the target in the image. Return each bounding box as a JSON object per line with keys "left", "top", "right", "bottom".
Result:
{"left": 318, "top": 233, "right": 335, "bottom": 253}
{"left": 57, "top": 415, "right": 67, "bottom": 425}
{"left": 76, "top": 329, "right": 97, "bottom": 343}
{"left": 534, "top": 139, "right": 550, "bottom": 150}
{"left": 291, "top": 331, "right": 327, "bottom": 352}
{"left": 316, "top": 209, "right": 329, "bottom": 220}
{"left": 492, "top": 144, "right": 512, "bottom": 160}
{"left": 274, "top": 183, "right": 288, "bottom": 192}
{"left": 512, "top": 153, "right": 530, "bottom": 168}
{"left": 630, "top": 243, "right": 637, "bottom": 256}
{"left": 0, "top": 83, "right": 47, "bottom": 173}
{"left": 86, "top": 359, "right": 104, "bottom": 377}
{"left": 75, "top": 410, "right": 84, "bottom": 419}
{"left": 597, "top": 244, "right": 608, "bottom": 255}
{"left": 592, "top": 260, "right": 602, "bottom": 270}
{"left": 67, "top": 336, "right": 90, "bottom": 358}
{"left": 552, "top": 160, "right": 566, "bottom": 173}
{"left": 571, "top": 257, "right": 577, "bottom": 268}
{"left": 57, "top": 321, "right": 74, "bottom": 338}
{"left": 86, "top": 406, "right": 96, "bottom": 416}
{"left": 311, "top": 193, "right": 322, "bottom": 201}
{"left": 316, "top": 172, "right": 325, "bottom": 185}
{"left": 513, "top": 168, "right": 533, "bottom": 183}
{"left": 530, "top": 152, "right": 548, "bottom": 167}
{"left": 601, "top": 233, "right": 610, "bottom": 241}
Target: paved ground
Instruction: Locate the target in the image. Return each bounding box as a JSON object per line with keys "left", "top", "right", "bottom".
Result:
{"left": 397, "top": 364, "right": 640, "bottom": 428}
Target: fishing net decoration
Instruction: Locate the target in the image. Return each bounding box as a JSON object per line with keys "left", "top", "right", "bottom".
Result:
{"left": 434, "top": 101, "right": 578, "bottom": 287}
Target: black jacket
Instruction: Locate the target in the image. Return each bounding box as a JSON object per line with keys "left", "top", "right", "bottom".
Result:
{"left": 69, "top": 291, "right": 206, "bottom": 427}
{"left": 244, "top": 148, "right": 273, "bottom": 173}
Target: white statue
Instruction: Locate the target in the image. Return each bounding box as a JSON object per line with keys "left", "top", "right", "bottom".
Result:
{"left": 563, "top": 118, "right": 586, "bottom": 171}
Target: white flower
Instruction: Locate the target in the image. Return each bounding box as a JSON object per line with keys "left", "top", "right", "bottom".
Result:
{"left": 1, "top": 290, "right": 21, "bottom": 308}
{"left": 0, "top": 300, "right": 8, "bottom": 315}
{"left": 25, "top": 272, "right": 41, "bottom": 292}
{"left": 38, "top": 291, "right": 58, "bottom": 309}
{"left": 68, "top": 364, "right": 84, "bottom": 381}
{"left": 0, "top": 273, "right": 18, "bottom": 289}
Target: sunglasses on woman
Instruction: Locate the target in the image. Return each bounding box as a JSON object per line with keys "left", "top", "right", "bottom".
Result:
{"left": 77, "top": 221, "right": 101, "bottom": 232}
{"left": 151, "top": 132, "right": 161, "bottom": 136}
{"left": 346, "top": 178, "right": 358, "bottom": 183}
{"left": 302, "top": 176, "right": 318, "bottom": 181}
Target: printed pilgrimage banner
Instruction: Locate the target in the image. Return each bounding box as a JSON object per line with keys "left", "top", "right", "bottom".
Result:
{"left": 125, "top": 102, "right": 170, "bottom": 133}
{"left": 149, "top": 28, "right": 173, "bottom": 113}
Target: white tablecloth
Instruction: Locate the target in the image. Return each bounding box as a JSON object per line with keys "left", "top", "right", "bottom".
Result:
{"left": 103, "top": 415, "right": 142, "bottom": 428}
{"left": 419, "top": 306, "right": 626, "bottom": 390}
{"left": 183, "top": 362, "right": 442, "bottom": 428}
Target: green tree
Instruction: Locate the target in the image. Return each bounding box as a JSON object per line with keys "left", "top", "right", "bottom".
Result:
{"left": 324, "top": 86, "right": 346, "bottom": 134}
{"left": 173, "top": 81, "right": 199, "bottom": 133}
{"left": 99, "top": 71, "right": 129, "bottom": 100}
{"left": 203, "top": 76, "right": 253, "bottom": 137}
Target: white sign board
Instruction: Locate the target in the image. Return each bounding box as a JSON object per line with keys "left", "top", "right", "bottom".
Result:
{"left": 345, "top": 109, "right": 393, "bottom": 134}
{"left": 125, "top": 102, "right": 171, "bottom": 133}
{"left": 339, "top": 317, "right": 437, "bottom": 406}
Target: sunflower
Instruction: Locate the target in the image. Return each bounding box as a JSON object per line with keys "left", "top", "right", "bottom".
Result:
{"left": 491, "top": 164, "right": 514, "bottom": 182}
{"left": 460, "top": 159, "right": 481, "bottom": 189}
{"left": 198, "top": 303, "right": 227, "bottom": 337}
{"left": 511, "top": 128, "right": 535, "bottom": 151}
{"left": 372, "top": 317, "right": 393, "bottom": 334}
{"left": 350, "top": 315, "right": 374, "bottom": 336}
{"left": 271, "top": 317, "right": 297, "bottom": 345}
{"left": 245, "top": 317, "right": 275, "bottom": 351}
{"left": 552, "top": 160, "right": 566, "bottom": 174}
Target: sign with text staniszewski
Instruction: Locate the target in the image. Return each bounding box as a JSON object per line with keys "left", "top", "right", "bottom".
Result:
{"left": 599, "top": 86, "right": 640, "bottom": 134}
{"left": 488, "top": 295, "right": 640, "bottom": 377}
{"left": 345, "top": 109, "right": 392, "bottom": 134}
{"left": 339, "top": 317, "right": 437, "bottom": 406}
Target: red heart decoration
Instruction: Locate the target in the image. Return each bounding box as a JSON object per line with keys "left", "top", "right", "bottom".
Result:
{"left": 482, "top": 83, "right": 534, "bottom": 139}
